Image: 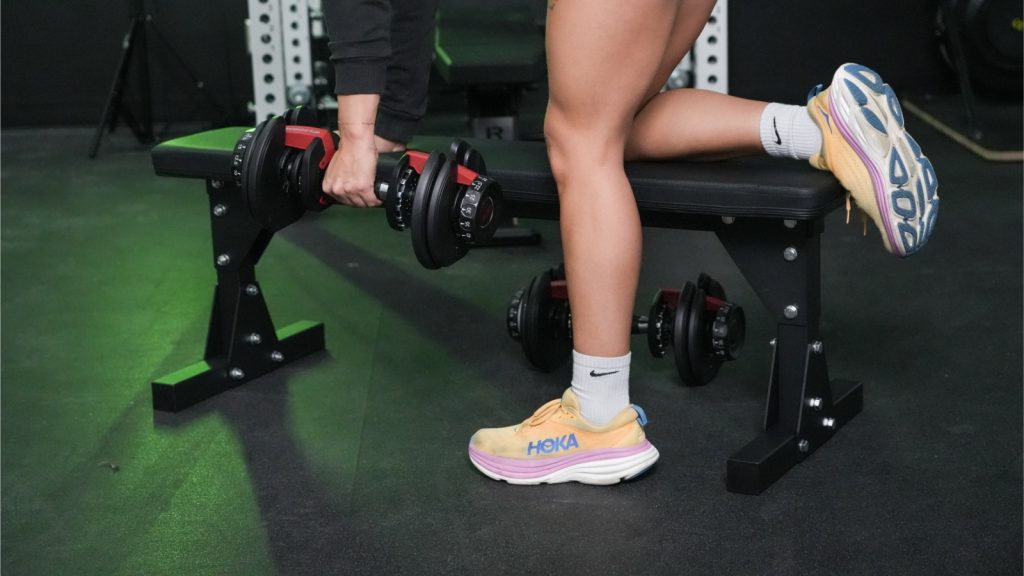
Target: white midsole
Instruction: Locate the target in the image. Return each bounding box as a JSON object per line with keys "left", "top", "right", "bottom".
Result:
{"left": 470, "top": 444, "right": 661, "bottom": 486}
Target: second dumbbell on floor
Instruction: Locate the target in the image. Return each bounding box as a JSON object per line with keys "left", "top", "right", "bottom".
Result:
{"left": 506, "top": 266, "right": 746, "bottom": 386}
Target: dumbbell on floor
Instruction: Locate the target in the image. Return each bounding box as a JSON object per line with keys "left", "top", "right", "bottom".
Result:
{"left": 230, "top": 110, "right": 503, "bottom": 269}
{"left": 507, "top": 267, "right": 745, "bottom": 386}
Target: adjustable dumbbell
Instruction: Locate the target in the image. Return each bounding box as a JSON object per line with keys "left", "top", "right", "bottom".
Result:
{"left": 230, "top": 111, "right": 503, "bottom": 269}
{"left": 651, "top": 273, "right": 746, "bottom": 386}
{"left": 382, "top": 139, "right": 502, "bottom": 269}
{"left": 507, "top": 268, "right": 745, "bottom": 386}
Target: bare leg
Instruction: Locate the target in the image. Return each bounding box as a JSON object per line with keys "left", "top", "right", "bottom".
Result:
{"left": 546, "top": 0, "right": 688, "bottom": 356}
{"left": 623, "top": 2, "right": 769, "bottom": 161}
{"left": 626, "top": 89, "right": 767, "bottom": 160}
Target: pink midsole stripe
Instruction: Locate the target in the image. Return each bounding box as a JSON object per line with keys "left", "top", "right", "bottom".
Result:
{"left": 468, "top": 441, "right": 654, "bottom": 479}
{"left": 828, "top": 84, "right": 901, "bottom": 252}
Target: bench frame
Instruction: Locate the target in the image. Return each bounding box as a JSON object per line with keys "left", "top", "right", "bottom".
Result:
{"left": 716, "top": 217, "right": 861, "bottom": 494}
{"left": 150, "top": 179, "right": 325, "bottom": 412}
{"left": 151, "top": 135, "right": 861, "bottom": 495}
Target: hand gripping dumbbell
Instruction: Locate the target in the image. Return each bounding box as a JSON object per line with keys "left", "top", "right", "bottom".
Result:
{"left": 507, "top": 267, "right": 746, "bottom": 386}
{"left": 230, "top": 110, "right": 503, "bottom": 269}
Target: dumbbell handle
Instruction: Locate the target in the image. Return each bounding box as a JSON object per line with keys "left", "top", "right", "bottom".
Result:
{"left": 632, "top": 316, "right": 649, "bottom": 335}
{"left": 550, "top": 279, "right": 649, "bottom": 335}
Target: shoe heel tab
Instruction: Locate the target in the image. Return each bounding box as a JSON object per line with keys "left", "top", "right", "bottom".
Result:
{"left": 806, "top": 83, "right": 824, "bottom": 103}
{"left": 631, "top": 404, "right": 649, "bottom": 427}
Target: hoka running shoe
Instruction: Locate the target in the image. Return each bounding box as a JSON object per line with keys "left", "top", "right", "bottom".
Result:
{"left": 808, "top": 63, "right": 939, "bottom": 256}
{"left": 468, "top": 389, "right": 659, "bottom": 485}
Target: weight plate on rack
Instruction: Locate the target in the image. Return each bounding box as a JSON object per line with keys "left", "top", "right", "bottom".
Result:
{"left": 241, "top": 117, "right": 304, "bottom": 231}
{"left": 647, "top": 289, "right": 673, "bottom": 358}
{"left": 697, "top": 272, "right": 727, "bottom": 300}
{"left": 687, "top": 285, "right": 722, "bottom": 385}
{"left": 712, "top": 302, "right": 746, "bottom": 361}
{"left": 449, "top": 139, "right": 487, "bottom": 174}
{"left": 298, "top": 138, "right": 328, "bottom": 211}
{"left": 410, "top": 151, "right": 446, "bottom": 269}
{"left": 283, "top": 106, "right": 318, "bottom": 127}
{"left": 426, "top": 156, "right": 467, "bottom": 268}
{"left": 385, "top": 154, "right": 414, "bottom": 231}
{"left": 519, "top": 268, "right": 572, "bottom": 371}
{"left": 672, "top": 282, "right": 700, "bottom": 386}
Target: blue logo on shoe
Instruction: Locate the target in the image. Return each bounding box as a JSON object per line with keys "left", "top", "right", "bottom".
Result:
{"left": 527, "top": 433, "right": 579, "bottom": 456}
{"left": 816, "top": 105, "right": 833, "bottom": 134}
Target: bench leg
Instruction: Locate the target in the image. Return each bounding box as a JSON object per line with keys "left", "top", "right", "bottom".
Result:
{"left": 717, "top": 218, "right": 862, "bottom": 494}
{"left": 151, "top": 179, "right": 325, "bottom": 412}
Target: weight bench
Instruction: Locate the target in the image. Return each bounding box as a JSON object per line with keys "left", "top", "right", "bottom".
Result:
{"left": 434, "top": 5, "right": 545, "bottom": 140}
{"left": 151, "top": 127, "right": 862, "bottom": 495}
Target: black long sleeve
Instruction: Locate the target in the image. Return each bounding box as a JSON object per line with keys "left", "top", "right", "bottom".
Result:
{"left": 322, "top": 0, "right": 438, "bottom": 141}
{"left": 322, "top": 0, "right": 392, "bottom": 95}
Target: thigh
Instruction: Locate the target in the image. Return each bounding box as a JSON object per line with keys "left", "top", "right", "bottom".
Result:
{"left": 545, "top": 0, "right": 683, "bottom": 139}
{"left": 641, "top": 0, "right": 719, "bottom": 103}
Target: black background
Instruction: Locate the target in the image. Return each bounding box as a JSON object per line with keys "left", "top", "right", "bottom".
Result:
{"left": 1, "top": 0, "right": 953, "bottom": 127}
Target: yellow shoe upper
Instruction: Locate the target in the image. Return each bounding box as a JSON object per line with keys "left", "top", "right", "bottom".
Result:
{"left": 469, "top": 389, "right": 646, "bottom": 460}
{"left": 807, "top": 87, "right": 894, "bottom": 253}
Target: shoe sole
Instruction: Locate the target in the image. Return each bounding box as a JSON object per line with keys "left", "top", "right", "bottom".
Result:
{"left": 829, "top": 63, "right": 940, "bottom": 256}
{"left": 468, "top": 441, "right": 660, "bottom": 486}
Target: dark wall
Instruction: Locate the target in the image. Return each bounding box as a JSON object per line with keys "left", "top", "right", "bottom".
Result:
{"left": 729, "top": 0, "right": 950, "bottom": 102}
{"left": 1, "top": 0, "right": 253, "bottom": 128}
{"left": 1, "top": 0, "right": 950, "bottom": 128}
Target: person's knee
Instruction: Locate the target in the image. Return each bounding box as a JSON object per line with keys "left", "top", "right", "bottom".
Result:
{"left": 544, "top": 109, "right": 627, "bottom": 187}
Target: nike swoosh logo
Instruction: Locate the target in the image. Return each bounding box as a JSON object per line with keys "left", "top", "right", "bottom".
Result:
{"left": 817, "top": 105, "right": 833, "bottom": 134}
{"left": 589, "top": 370, "right": 619, "bottom": 378}
{"left": 772, "top": 117, "right": 782, "bottom": 145}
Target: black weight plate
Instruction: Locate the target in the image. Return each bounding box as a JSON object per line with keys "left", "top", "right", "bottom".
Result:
{"left": 673, "top": 282, "right": 700, "bottom": 386}
{"left": 449, "top": 140, "right": 473, "bottom": 170}
{"left": 647, "top": 289, "right": 672, "bottom": 358}
{"left": 284, "top": 106, "right": 318, "bottom": 127}
{"left": 298, "top": 138, "right": 328, "bottom": 211}
{"left": 551, "top": 263, "right": 566, "bottom": 281}
{"left": 410, "top": 151, "right": 446, "bottom": 269}
{"left": 449, "top": 139, "right": 487, "bottom": 174}
{"left": 697, "top": 272, "right": 727, "bottom": 301}
{"left": 521, "top": 269, "right": 572, "bottom": 371}
{"left": 426, "top": 157, "right": 467, "bottom": 268}
{"left": 242, "top": 117, "right": 304, "bottom": 231}
{"left": 507, "top": 288, "right": 526, "bottom": 341}
{"left": 464, "top": 148, "right": 486, "bottom": 175}
{"left": 384, "top": 154, "right": 411, "bottom": 230}
{"left": 712, "top": 303, "right": 746, "bottom": 361}
{"left": 687, "top": 286, "right": 722, "bottom": 385}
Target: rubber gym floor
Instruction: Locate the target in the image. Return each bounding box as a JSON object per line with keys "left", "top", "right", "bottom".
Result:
{"left": 2, "top": 111, "right": 1021, "bottom": 575}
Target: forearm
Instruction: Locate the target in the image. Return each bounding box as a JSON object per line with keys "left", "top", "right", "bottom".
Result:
{"left": 337, "top": 94, "right": 379, "bottom": 145}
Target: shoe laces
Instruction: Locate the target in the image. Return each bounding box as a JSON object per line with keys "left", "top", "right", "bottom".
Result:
{"left": 521, "top": 399, "right": 570, "bottom": 428}
{"left": 844, "top": 192, "right": 870, "bottom": 236}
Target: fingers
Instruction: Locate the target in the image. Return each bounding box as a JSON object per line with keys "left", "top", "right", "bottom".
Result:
{"left": 322, "top": 177, "right": 381, "bottom": 207}
{"left": 321, "top": 144, "right": 383, "bottom": 208}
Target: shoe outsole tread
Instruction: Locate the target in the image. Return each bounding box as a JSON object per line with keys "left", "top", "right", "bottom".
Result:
{"left": 830, "top": 63, "right": 939, "bottom": 256}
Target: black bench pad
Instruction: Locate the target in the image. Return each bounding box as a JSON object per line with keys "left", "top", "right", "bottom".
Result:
{"left": 151, "top": 128, "right": 845, "bottom": 222}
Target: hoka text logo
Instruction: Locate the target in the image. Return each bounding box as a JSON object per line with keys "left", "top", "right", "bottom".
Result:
{"left": 527, "top": 433, "right": 579, "bottom": 455}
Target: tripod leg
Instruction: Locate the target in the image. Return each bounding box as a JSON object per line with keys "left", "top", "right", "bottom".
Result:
{"left": 89, "top": 19, "right": 140, "bottom": 159}
{"left": 147, "top": 20, "right": 227, "bottom": 130}
{"left": 942, "top": 0, "right": 982, "bottom": 140}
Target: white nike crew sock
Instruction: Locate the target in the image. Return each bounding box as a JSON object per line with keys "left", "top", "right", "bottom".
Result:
{"left": 759, "top": 103, "right": 822, "bottom": 160}
{"left": 570, "top": 350, "right": 631, "bottom": 426}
